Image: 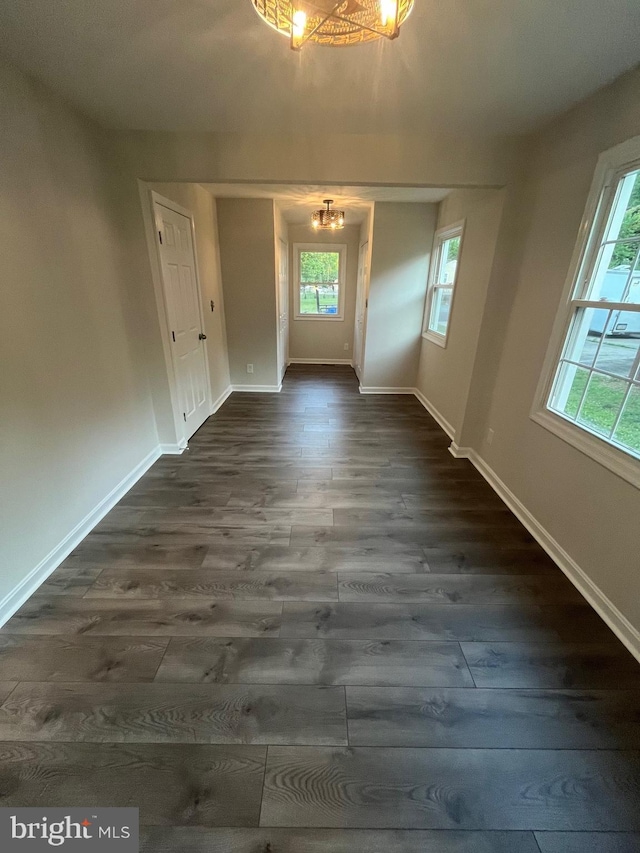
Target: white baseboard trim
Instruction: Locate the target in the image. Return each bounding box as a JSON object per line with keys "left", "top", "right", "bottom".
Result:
{"left": 359, "top": 386, "right": 416, "bottom": 395}
{"left": 211, "top": 385, "right": 232, "bottom": 414}
{"left": 159, "top": 443, "right": 186, "bottom": 455}
{"left": 0, "top": 446, "right": 162, "bottom": 629}
{"left": 413, "top": 388, "right": 456, "bottom": 441}
{"left": 288, "top": 358, "right": 353, "bottom": 366}
{"left": 449, "top": 441, "right": 472, "bottom": 459}
{"left": 452, "top": 444, "right": 640, "bottom": 664}
{"left": 230, "top": 384, "right": 282, "bottom": 393}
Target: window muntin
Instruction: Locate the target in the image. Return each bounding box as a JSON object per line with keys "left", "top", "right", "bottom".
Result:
{"left": 294, "top": 245, "right": 345, "bottom": 320}
{"left": 424, "top": 223, "right": 464, "bottom": 344}
{"left": 546, "top": 167, "right": 640, "bottom": 459}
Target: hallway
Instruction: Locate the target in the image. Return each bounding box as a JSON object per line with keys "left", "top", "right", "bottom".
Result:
{"left": 0, "top": 365, "right": 639, "bottom": 850}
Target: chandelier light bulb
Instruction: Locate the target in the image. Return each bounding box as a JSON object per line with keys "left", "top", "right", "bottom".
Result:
{"left": 380, "top": 0, "right": 397, "bottom": 27}
{"left": 292, "top": 9, "right": 307, "bottom": 37}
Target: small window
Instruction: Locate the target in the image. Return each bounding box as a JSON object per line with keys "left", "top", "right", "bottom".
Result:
{"left": 533, "top": 137, "right": 640, "bottom": 487}
{"left": 294, "top": 244, "right": 346, "bottom": 320}
{"left": 423, "top": 222, "right": 464, "bottom": 345}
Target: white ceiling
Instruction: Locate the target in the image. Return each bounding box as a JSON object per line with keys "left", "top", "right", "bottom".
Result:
{"left": 0, "top": 1, "right": 639, "bottom": 135}
{"left": 202, "top": 183, "right": 451, "bottom": 224}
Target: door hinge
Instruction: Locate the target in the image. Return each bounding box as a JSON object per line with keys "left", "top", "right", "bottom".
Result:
{"left": 158, "top": 230, "right": 163, "bottom": 244}
{"left": 183, "top": 412, "right": 186, "bottom": 422}
{"left": 172, "top": 331, "right": 175, "bottom": 342}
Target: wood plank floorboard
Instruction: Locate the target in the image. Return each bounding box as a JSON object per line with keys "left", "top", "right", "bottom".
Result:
{"left": 119, "top": 489, "right": 234, "bottom": 508}
{"left": 137, "top": 507, "right": 335, "bottom": 528}
{"left": 189, "top": 436, "right": 331, "bottom": 448}
{"left": 5, "top": 598, "right": 283, "bottom": 637}
{"left": 36, "top": 563, "right": 104, "bottom": 596}
{"left": 144, "top": 466, "right": 332, "bottom": 481}
{"left": 330, "top": 465, "right": 494, "bottom": 481}
{"left": 279, "top": 602, "right": 618, "bottom": 642}
{"left": 0, "top": 635, "right": 168, "bottom": 682}
{"left": 0, "top": 683, "right": 347, "bottom": 745}
{"left": 203, "top": 544, "right": 430, "bottom": 573}
{"left": 84, "top": 568, "right": 338, "bottom": 601}
{"left": 295, "top": 477, "right": 494, "bottom": 494}
{"left": 332, "top": 508, "right": 519, "bottom": 529}
{"left": 227, "top": 490, "right": 408, "bottom": 510}
{"left": 337, "top": 573, "right": 582, "bottom": 605}
{"left": 291, "top": 524, "right": 537, "bottom": 549}
{"left": 60, "top": 542, "right": 210, "bottom": 570}
{"left": 534, "top": 832, "right": 640, "bottom": 853}
{"left": 346, "top": 686, "right": 640, "bottom": 748}
{"left": 0, "top": 742, "right": 265, "bottom": 825}
{"left": 260, "top": 745, "right": 640, "bottom": 830}
{"left": 2, "top": 365, "right": 639, "bottom": 846}
{"left": 461, "top": 641, "right": 640, "bottom": 688}
{"left": 139, "top": 827, "right": 541, "bottom": 853}
{"left": 154, "top": 637, "right": 473, "bottom": 687}
{"left": 86, "top": 524, "right": 293, "bottom": 546}
{"left": 422, "top": 545, "right": 558, "bottom": 574}
{"left": 330, "top": 466, "right": 490, "bottom": 480}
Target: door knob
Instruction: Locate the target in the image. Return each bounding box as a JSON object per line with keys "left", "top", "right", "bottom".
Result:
{"left": 199, "top": 333, "right": 207, "bottom": 340}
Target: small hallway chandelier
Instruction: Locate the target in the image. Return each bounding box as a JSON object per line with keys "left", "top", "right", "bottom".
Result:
{"left": 312, "top": 200, "right": 345, "bottom": 229}
{"left": 251, "top": 1, "right": 415, "bottom": 49}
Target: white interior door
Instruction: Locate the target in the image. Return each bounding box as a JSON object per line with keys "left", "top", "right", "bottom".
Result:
{"left": 277, "top": 238, "right": 289, "bottom": 380}
{"left": 155, "top": 201, "right": 210, "bottom": 440}
{"left": 354, "top": 240, "right": 369, "bottom": 378}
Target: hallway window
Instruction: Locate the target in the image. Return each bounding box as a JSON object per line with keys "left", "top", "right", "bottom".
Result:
{"left": 424, "top": 221, "right": 465, "bottom": 346}
{"left": 294, "top": 243, "right": 346, "bottom": 320}
{"left": 533, "top": 138, "right": 640, "bottom": 488}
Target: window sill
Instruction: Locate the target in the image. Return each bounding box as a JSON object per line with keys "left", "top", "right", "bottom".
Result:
{"left": 294, "top": 315, "right": 345, "bottom": 322}
{"left": 422, "top": 331, "right": 448, "bottom": 348}
{"left": 531, "top": 407, "right": 640, "bottom": 490}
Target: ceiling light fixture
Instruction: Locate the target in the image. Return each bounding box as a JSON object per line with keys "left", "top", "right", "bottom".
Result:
{"left": 312, "top": 199, "right": 345, "bottom": 229}
{"left": 251, "top": 0, "right": 415, "bottom": 50}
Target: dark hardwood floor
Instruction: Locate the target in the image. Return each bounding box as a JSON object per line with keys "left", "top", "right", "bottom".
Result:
{"left": 2, "top": 364, "right": 639, "bottom": 852}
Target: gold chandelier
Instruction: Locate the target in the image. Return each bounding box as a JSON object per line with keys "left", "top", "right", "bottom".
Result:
{"left": 251, "top": 1, "right": 415, "bottom": 49}
{"left": 312, "top": 200, "right": 345, "bottom": 229}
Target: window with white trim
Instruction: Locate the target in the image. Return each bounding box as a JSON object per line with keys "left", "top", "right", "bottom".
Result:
{"left": 293, "top": 243, "right": 346, "bottom": 320}
{"left": 534, "top": 142, "right": 640, "bottom": 483}
{"left": 423, "top": 221, "right": 464, "bottom": 345}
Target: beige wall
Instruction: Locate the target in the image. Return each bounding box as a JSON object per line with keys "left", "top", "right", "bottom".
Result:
{"left": 0, "top": 60, "right": 158, "bottom": 606}
{"left": 216, "top": 198, "right": 278, "bottom": 388}
{"left": 362, "top": 203, "right": 437, "bottom": 389}
{"left": 147, "top": 183, "right": 230, "bottom": 403}
{"left": 416, "top": 189, "right": 505, "bottom": 436}
{"left": 473, "top": 66, "right": 640, "bottom": 634}
{"left": 110, "top": 130, "right": 519, "bottom": 189}
{"left": 288, "top": 225, "right": 359, "bottom": 363}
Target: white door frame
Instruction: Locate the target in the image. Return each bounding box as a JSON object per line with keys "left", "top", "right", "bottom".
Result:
{"left": 144, "top": 188, "right": 213, "bottom": 451}
{"left": 354, "top": 239, "right": 371, "bottom": 380}
{"left": 276, "top": 237, "right": 289, "bottom": 380}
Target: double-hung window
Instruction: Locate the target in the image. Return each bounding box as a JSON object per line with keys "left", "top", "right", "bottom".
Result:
{"left": 423, "top": 221, "right": 464, "bottom": 346}
{"left": 293, "top": 243, "right": 346, "bottom": 320}
{"left": 533, "top": 136, "right": 640, "bottom": 486}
